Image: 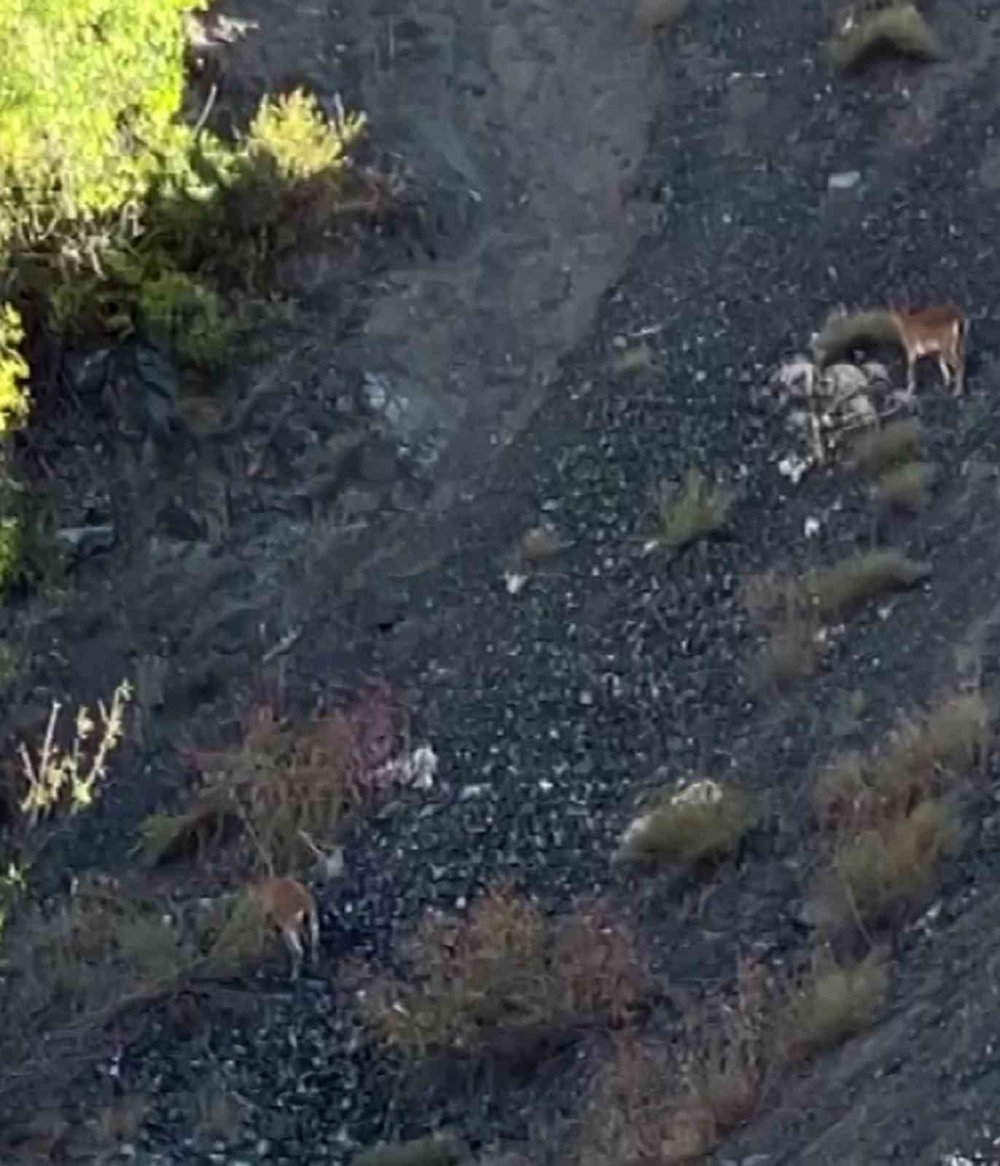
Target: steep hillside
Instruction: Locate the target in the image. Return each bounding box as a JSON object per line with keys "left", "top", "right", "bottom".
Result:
{"left": 4, "top": 0, "right": 1000, "bottom": 1164}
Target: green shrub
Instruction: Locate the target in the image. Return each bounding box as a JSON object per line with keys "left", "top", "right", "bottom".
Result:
{"left": 0, "top": 5, "right": 367, "bottom": 369}
{"left": 168, "top": 88, "right": 369, "bottom": 291}
{"left": 0, "top": 0, "right": 203, "bottom": 260}
{"left": 139, "top": 270, "right": 232, "bottom": 368}
{"left": 0, "top": 514, "right": 22, "bottom": 594}
{"left": 247, "top": 89, "right": 366, "bottom": 183}
{"left": 0, "top": 304, "right": 29, "bottom": 433}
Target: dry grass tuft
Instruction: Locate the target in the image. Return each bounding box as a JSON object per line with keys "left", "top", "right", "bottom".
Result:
{"left": 351, "top": 888, "right": 648, "bottom": 1065}
{"left": 762, "top": 613, "right": 821, "bottom": 690}
{"left": 353, "top": 1136, "right": 467, "bottom": 1166}
{"left": 743, "top": 551, "right": 931, "bottom": 688}
{"left": 813, "top": 693, "right": 989, "bottom": 937}
{"left": 619, "top": 782, "right": 754, "bottom": 871}
{"left": 829, "top": 2, "right": 939, "bottom": 73}
{"left": 139, "top": 686, "right": 406, "bottom": 873}
{"left": 806, "top": 549, "right": 930, "bottom": 621}
{"left": 849, "top": 419, "right": 923, "bottom": 478}
{"left": 827, "top": 799, "right": 960, "bottom": 931}
{"left": 653, "top": 469, "right": 732, "bottom": 554}
{"left": 781, "top": 952, "right": 888, "bottom": 1062}
{"left": 872, "top": 692, "right": 989, "bottom": 811}
{"left": 575, "top": 960, "right": 773, "bottom": 1165}
{"left": 875, "top": 461, "right": 935, "bottom": 513}
{"left": 815, "top": 693, "right": 990, "bottom": 831}
{"left": 811, "top": 306, "right": 901, "bottom": 366}
{"left": 813, "top": 749, "right": 873, "bottom": 832}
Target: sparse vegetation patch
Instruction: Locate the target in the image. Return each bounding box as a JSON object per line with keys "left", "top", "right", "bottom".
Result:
{"left": 827, "top": 799, "right": 960, "bottom": 932}
{"left": 139, "top": 686, "right": 406, "bottom": 872}
{"left": 634, "top": 0, "right": 689, "bottom": 36}
{"left": 877, "top": 462, "right": 935, "bottom": 515}
{"left": 817, "top": 693, "right": 988, "bottom": 830}
{"left": 829, "top": 2, "right": 939, "bottom": 73}
{"left": 813, "top": 694, "right": 989, "bottom": 938}
{"left": 849, "top": 419, "right": 924, "bottom": 478}
{"left": 811, "top": 307, "right": 902, "bottom": 366}
{"left": 618, "top": 780, "right": 754, "bottom": 871}
{"left": 351, "top": 888, "right": 647, "bottom": 1064}
{"left": 652, "top": 468, "right": 732, "bottom": 554}
{"left": 781, "top": 952, "right": 889, "bottom": 1061}
{"left": 0, "top": 875, "right": 204, "bottom": 1068}
{"left": 575, "top": 959, "right": 774, "bottom": 1165}
{"left": 806, "top": 549, "right": 930, "bottom": 621}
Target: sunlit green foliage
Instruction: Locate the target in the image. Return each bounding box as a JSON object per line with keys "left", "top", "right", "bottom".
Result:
{"left": 139, "top": 270, "right": 233, "bottom": 368}
{"left": 0, "top": 7, "right": 367, "bottom": 369}
{"left": 247, "top": 89, "right": 366, "bottom": 183}
{"left": 0, "top": 304, "right": 28, "bottom": 433}
{"left": 0, "top": 0, "right": 203, "bottom": 255}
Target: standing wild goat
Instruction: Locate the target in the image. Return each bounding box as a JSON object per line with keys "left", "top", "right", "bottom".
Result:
{"left": 249, "top": 876, "right": 320, "bottom": 982}
{"left": 890, "top": 306, "right": 967, "bottom": 399}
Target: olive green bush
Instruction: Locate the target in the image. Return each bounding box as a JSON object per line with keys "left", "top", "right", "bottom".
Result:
{"left": 0, "top": 3, "right": 368, "bottom": 592}
{"left": 0, "top": 1, "right": 368, "bottom": 392}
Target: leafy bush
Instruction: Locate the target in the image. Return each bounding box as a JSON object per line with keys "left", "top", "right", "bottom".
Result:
{"left": 139, "top": 270, "right": 232, "bottom": 368}
{"left": 0, "top": 0, "right": 202, "bottom": 270}
{"left": 161, "top": 88, "right": 369, "bottom": 292}
{"left": 0, "top": 4, "right": 368, "bottom": 375}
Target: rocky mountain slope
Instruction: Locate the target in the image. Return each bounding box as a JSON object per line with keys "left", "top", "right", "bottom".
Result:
{"left": 6, "top": 0, "right": 1000, "bottom": 1163}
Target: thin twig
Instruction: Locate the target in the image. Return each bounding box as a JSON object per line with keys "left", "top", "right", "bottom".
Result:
{"left": 193, "top": 82, "right": 219, "bottom": 136}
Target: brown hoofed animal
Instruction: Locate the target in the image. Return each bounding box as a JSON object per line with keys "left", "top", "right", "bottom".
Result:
{"left": 250, "top": 876, "right": 320, "bottom": 982}
{"left": 889, "top": 306, "right": 967, "bottom": 399}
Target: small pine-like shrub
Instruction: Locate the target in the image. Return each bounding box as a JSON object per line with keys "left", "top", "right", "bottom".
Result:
{"left": 246, "top": 89, "right": 366, "bottom": 184}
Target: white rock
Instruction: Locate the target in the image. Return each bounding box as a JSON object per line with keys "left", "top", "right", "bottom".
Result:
{"left": 828, "top": 170, "right": 861, "bottom": 191}
{"left": 840, "top": 393, "right": 877, "bottom": 425}
{"left": 409, "top": 744, "right": 438, "bottom": 790}
{"left": 774, "top": 357, "right": 818, "bottom": 400}
{"left": 822, "top": 362, "right": 868, "bottom": 400}
{"left": 778, "top": 453, "right": 811, "bottom": 484}
{"left": 619, "top": 811, "right": 654, "bottom": 849}
{"left": 861, "top": 360, "right": 890, "bottom": 385}
{"left": 670, "top": 779, "right": 724, "bottom": 806}
{"left": 504, "top": 569, "right": 528, "bottom": 595}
